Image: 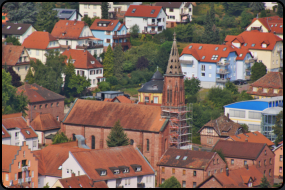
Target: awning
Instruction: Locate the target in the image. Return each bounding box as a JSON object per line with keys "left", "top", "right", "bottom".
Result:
{"left": 89, "top": 37, "right": 103, "bottom": 41}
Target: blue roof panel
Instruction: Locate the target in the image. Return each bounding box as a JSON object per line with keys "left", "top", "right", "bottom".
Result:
{"left": 224, "top": 101, "right": 269, "bottom": 111}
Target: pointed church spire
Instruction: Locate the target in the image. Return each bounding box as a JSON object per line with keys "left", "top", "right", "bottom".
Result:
{"left": 165, "top": 32, "right": 182, "bottom": 75}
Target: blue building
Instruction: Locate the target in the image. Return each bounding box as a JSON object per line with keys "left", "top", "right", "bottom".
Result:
{"left": 90, "top": 19, "right": 130, "bottom": 51}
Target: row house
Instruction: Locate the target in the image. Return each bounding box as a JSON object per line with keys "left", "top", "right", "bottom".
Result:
{"left": 2, "top": 142, "right": 38, "bottom": 188}
{"left": 53, "top": 8, "right": 83, "bottom": 21}
{"left": 90, "top": 19, "right": 130, "bottom": 51}
{"left": 125, "top": 5, "right": 167, "bottom": 35}
{"left": 157, "top": 148, "right": 227, "bottom": 188}
{"left": 32, "top": 141, "right": 88, "bottom": 188}
{"left": 197, "top": 165, "right": 264, "bottom": 188}
{"left": 61, "top": 49, "right": 104, "bottom": 89}
{"left": 22, "top": 31, "right": 62, "bottom": 64}
{"left": 224, "top": 30, "right": 283, "bottom": 72}
{"left": 247, "top": 71, "right": 283, "bottom": 99}
{"left": 180, "top": 44, "right": 241, "bottom": 88}
{"left": 2, "top": 23, "right": 36, "bottom": 44}
{"left": 273, "top": 142, "right": 283, "bottom": 178}
{"left": 212, "top": 140, "right": 275, "bottom": 185}
{"left": 51, "top": 20, "right": 104, "bottom": 58}
{"left": 155, "top": 2, "right": 194, "bottom": 28}
{"left": 17, "top": 83, "right": 65, "bottom": 122}
{"left": 197, "top": 114, "right": 244, "bottom": 147}
{"left": 246, "top": 16, "right": 283, "bottom": 39}
{"left": 62, "top": 145, "right": 155, "bottom": 188}
{"left": 30, "top": 113, "right": 61, "bottom": 146}
{"left": 2, "top": 44, "right": 31, "bottom": 81}
{"left": 2, "top": 113, "right": 38, "bottom": 151}
{"left": 224, "top": 96, "right": 283, "bottom": 135}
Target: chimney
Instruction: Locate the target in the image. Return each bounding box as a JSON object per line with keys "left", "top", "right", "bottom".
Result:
{"left": 245, "top": 138, "right": 248, "bottom": 142}
{"left": 227, "top": 113, "right": 229, "bottom": 121}
{"left": 133, "top": 142, "right": 137, "bottom": 148}
{"left": 26, "top": 118, "right": 30, "bottom": 126}
{"left": 226, "top": 168, "right": 229, "bottom": 176}
{"left": 71, "top": 173, "right": 75, "bottom": 177}
{"left": 245, "top": 164, "right": 248, "bottom": 170}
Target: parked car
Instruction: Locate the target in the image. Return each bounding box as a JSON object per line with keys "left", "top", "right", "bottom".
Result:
{"left": 233, "top": 79, "right": 247, "bottom": 85}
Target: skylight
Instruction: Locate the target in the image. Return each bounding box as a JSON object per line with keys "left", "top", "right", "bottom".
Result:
{"left": 281, "top": 25, "right": 283, "bottom": 28}
{"left": 79, "top": 184, "right": 82, "bottom": 188}
{"left": 151, "top": 9, "right": 155, "bottom": 14}
{"left": 244, "top": 43, "right": 247, "bottom": 46}
{"left": 132, "top": 8, "right": 136, "bottom": 13}
{"left": 271, "top": 24, "right": 273, "bottom": 27}
{"left": 251, "top": 44, "right": 255, "bottom": 47}
{"left": 111, "top": 23, "right": 113, "bottom": 25}
{"left": 275, "top": 24, "right": 277, "bottom": 26}
{"left": 239, "top": 54, "right": 243, "bottom": 57}
{"left": 175, "top": 155, "right": 180, "bottom": 159}
{"left": 66, "top": 22, "right": 68, "bottom": 25}
{"left": 17, "top": 27, "right": 22, "bottom": 30}
{"left": 183, "top": 156, "right": 188, "bottom": 160}
{"left": 198, "top": 46, "right": 202, "bottom": 50}
{"left": 58, "top": 166, "right": 62, "bottom": 170}
{"left": 202, "top": 56, "right": 205, "bottom": 59}
{"left": 26, "top": 130, "right": 30, "bottom": 135}
{"left": 215, "top": 47, "right": 218, "bottom": 51}
{"left": 68, "top": 186, "right": 71, "bottom": 188}
{"left": 91, "top": 61, "right": 95, "bottom": 64}
{"left": 223, "top": 47, "right": 227, "bottom": 51}
{"left": 7, "top": 26, "right": 11, "bottom": 29}
{"left": 211, "top": 55, "right": 218, "bottom": 60}
{"left": 189, "top": 45, "right": 192, "bottom": 49}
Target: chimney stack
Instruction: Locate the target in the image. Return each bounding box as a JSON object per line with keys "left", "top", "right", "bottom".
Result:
{"left": 227, "top": 113, "right": 230, "bottom": 121}
{"left": 71, "top": 173, "right": 75, "bottom": 177}
{"left": 133, "top": 142, "right": 137, "bottom": 149}
{"left": 226, "top": 168, "right": 229, "bottom": 176}
{"left": 245, "top": 138, "right": 248, "bottom": 142}
{"left": 26, "top": 118, "right": 30, "bottom": 126}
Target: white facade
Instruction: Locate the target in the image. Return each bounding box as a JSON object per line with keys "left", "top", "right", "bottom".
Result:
{"left": 38, "top": 175, "right": 60, "bottom": 188}
{"left": 2, "top": 137, "right": 11, "bottom": 145}
{"left": 4, "top": 128, "right": 38, "bottom": 150}
{"left": 2, "top": 25, "right": 36, "bottom": 44}
{"left": 69, "top": 12, "right": 82, "bottom": 21}
{"left": 62, "top": 151, "right": 87, "bottom": 179}
{"left": 79, "top": 2, "right": 114, "bottom": 19}
{"left": 164, "top": 2, "right": 193, "bottom": 23}
{"left": 263, "top": 2, "right": 278, "bottom": 10}
{"left": 125, "top": 9, "right": 166, "bottom": 34}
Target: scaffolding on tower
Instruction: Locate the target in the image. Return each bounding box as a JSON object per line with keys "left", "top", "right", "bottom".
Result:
{"left": 161, "top": 103, "right": 193, "bottom": 149}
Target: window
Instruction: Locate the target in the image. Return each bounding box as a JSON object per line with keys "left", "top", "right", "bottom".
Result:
{"left": 231, "top": 159, "right": 234, "bottom": 165}
{"left": 154, "top": 96, "right": 158, "bottom": 103}
{"left": 220, "top": 168, "right": 223, "bottom": 172}
{"left": 132, "top": 8, "right": 136, "bottom": 13}
{"left": 146, "top": 139, "right": 149, "bottom": 151}
{"left": 207, "top": 128, "right": 213, "bottom": 134}
{"left": 145, "top": 96, "right": 149, "bottom": 103}
{"left": 280, "top": 167, "right": 282, "bottom": 173}
{"left": 84, "top": 4, "right": 87, "bottom": 8}
{"left": 130, "top": 139, "right": 134, "bottom": 145}
{"left": 162, "top": 167, "right": 165, "bottom": 173}
{"left": 182, "top": 181, "right": 186, "bottom": 188}
{"left": 67, "top": 169, "right": 69, "bottom": 173}
{"left": 214, "top": 170, "right": 217, "bottom": 174}
{"left": 248, "top": 111, "right": 261, "bottom": 119}
{"left": 263, "top": 88, "right": 268, "bottom": 93}
{"left": 264, "top": 150, "right": 267, "bottom": 155}
{"left": 248, "top": 182, "right": 252, "bottom": 187}
{"left": 23, "top": 151, "right": 25, "bottom": 157}
{"left": 217, "top": 158, "right": 219, "bottom": 164}
{"left": 128, "top": 178, "right": 130, "bottom": 185}
{"left": 209, "top": 65, "right": 212, "bottom": 69}
{"left": 244, "top": 160, "right": 247, "bottom": 166}
{"left": 183, "top": 156, "right": 187, "bottom": 160}
{"left": 28, "top": 160, "right": 30, "bottom": 167}
{"left": 91, "top": 135, "right": 95, "bottom": 149}
{"left": 251, "top": 44, "right": 255, "bottom": 47}
{"left": 106, "top": 31, "right": 111, "bottom": 35}
{"left": 106, "top": 39, "right": 110, "bottom": 43}
{"left": 84, "top": 12, "right": 88, "bottom": 16}
{"left": 207, "top": 138, "right": 213, "bottom": 144}
{"left": 72, "top": 134, "right": 76, "bottom": 141}
{"left": 208, "top": 171, "right": 210, "bottom": 176}
{"left": 15, "top": 132, "right": 19, "bottom": 139}
{"left": 264, "top": 170, "right": 266, "bottom": 175}
{"left": 201, "top": 65, "right": 205, "bottom": 71}
{"left": 33, "top": 141, "right": 37, "bottom": 147}
{"left": 15, "top": 173, "right": 17, "bottom": 180}
{"left": 25, "top": 66, "right": 28, "bottom": 70}
{"left": 6, "top": 174, "right": 8, "bottom": 181}
{"left": 51, "top": 103, "right": 53, "bottom": 107}
{"left": 201, "top": 73, "right": 205, "bottom": 77}
{"left": 172, "top": 168, "right": 175, "bottom": 174}
{"left": 93, "top": 12, "right": 96, "bottom": 17}
{"left": 209, "top": 73, "right": 212, "bottom": 77}
{"left": 280, "top": 155, "right": 283, "bottom": 161}
{"left": 264, "top": 159, "right": 266, "bottom": 166}
{"left": 193, "top": 182, "right": 197, "bottom": 188}
{"left": 36, "top": 50, "right": 39, "bottom": 56}
{"left": 253, "top": 87, "right": 258, "bottom": 92}
{"left": 125, "top": 179, "right": 127, "bottom": 185}
{"left": 183, "top": 169, "right": 186, "bottom": 175}
{"left": 17, "top": 67, "right": 20, "bottom": 71}
{"left": 39, "top": 105, "right": 42, "bottom": 109}
{"left": 169, "top": 8, "right": 174, "bottom": 12}
{"left": 269, "top": 169, "right": 272, "bottom": 176}
{"left": 193, "top": 170, "right": 196, "bottom": 176}
{"left": 213, "top": 159, "right": 215, "bottom": 165}
{"left": 161, "top": 178, "right": 165, "bottom": 184}
{"left": 18, "top": 162, "right": 21, "bottom": 168}
{"left": 32, "top": 170, "right": 34, "bottom": 178}
{"left": 229, "top": 109, "right": 246, "bottom": 118}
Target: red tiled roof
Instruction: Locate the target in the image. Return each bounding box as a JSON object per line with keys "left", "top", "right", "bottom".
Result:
{"left": 125, "top": 5, "right": 163, "bottom": 18}
{"left": 32, "top": 142, "right": 86, "bottom": 177}
{"left": 2, "top": 45, "right": 30, "bottom": 66}
{"left": 157, "top": 148, "right": 216, "bottom": 169}
{"left": 103, "top": 98, "right": 112, "bottom": 102}
{"left": 90, "top": 19, "right": 120, "bottom": 31}
{"left": 137, "top": 102, "right": 162, "bottom": 106}
{"left": 22, "top": 31, "right": 58, "bottom": 50}
{"left": 70, "top": 145, "right": 154, "bottom": 180}
{"left": 30, "top": 113, "right": 61, "bottom": 131}
{"left": 228, "top": 131, "right": 274, "bottom": 146}
{"left": 63, "top": 99, "right": 167, "bottom": 132}
{"left": 111, "top": 96, "right": 133, "bottom": 103}
{"left": 117, "top": 22, "right": 125, "bottom": 31}
{"left": 2, "top": 126, "right": 10, "bottom": 138}
{"left": 58, "top": 175, "right": 108, "bottom": 188}
{"left": 61, "top": 49, "right": 103, "bottom": 69}
{"left": 180, "top": 43, "right": 237, "bottom": 63}
{"left": 51, "top": 20, "right": 90, "bottom": 40}
{"left": 248, "top": 16, "right": 283, "bottom": 34}
{"left": 2, "top": 144, "right": 20, "bottom": 172}
{"left": 212, "top": 140, "right": 266, "bottom": 160}
{"left": 17, "top": 83, "right": 65, "bottom": 103}
{"left": 20, "top": 127, "right": 38, "bottom": 139}
{"left": 231, "top": 46, "right": 252, "bottom": 60}
{"left": 224, "top": 30, "right": 283, "bottom": 51}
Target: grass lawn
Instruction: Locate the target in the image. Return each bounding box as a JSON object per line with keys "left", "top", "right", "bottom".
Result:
{"left": 121, "top": 87, "right": 140, "bottom": 97}
{"left": 197, "top": 88, "right": 210, "bottom": 101}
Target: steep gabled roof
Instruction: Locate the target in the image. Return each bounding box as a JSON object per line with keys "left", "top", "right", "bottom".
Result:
{"left": 2, "top": 126, "right": 11, "bottom": 138}
{"left": 52, "top": 8, "right": 82, "bottom": 20}
{"left": 249, "top": 72, "right": 283, "bottom": 89}
{"left": 90, "top": 19, "right": 120, "bottom": 31}
{"left": 30, "top": 113, "right": 61, "bottom": 131}
{"left": 2, "top": 23, "right": 32, "bottom": 35}
{"left": 212, "top": 140, "right": 267, "bottom": 160}
{"left": 63, "top": 99, "right": 166, "bottom": 132}
{"left": 62, "top": 49, "right": 103, "bottom": 69}
{"left": 125, "top": 5, "right": 163, "bottom": 18}
{"left": 2, "top": 45, "right": 30, "bottom": 66}
{"left": 111, "top": 96, "right": 133, "bottom": 103}
{"left": 157, "top": 148, "right": 216, "bottom": 170}
{"left": 22, "top": 31, "right": 58, "bottom": 50}
{"left": 228, "top": 131, "right": 274, "bottom": 146}
{"left": 17, "top": 83, "right": 65, "bottom": 103}
{"left": 248, "top": 16, "right": 283, "bottom": 34}
{"left": 58, "top": 175, "right": 108, "bottom": 188}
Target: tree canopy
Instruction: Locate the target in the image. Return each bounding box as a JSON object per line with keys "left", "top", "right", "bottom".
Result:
{"left": 273, "top": 111, "right": 283, "bottom": 146}
{"left": 52, "top": 132, "right": 71, "bottom": 144}
{"left": 136, "top": 56, "right": 149, "bottom": 70}
{"left": 130, "top": 24, "right": 140, "bottom": 38}
{"left": 113, "top": 44, "right": 124, "bottom": 80}
{"left": 103, "top": 45, "right": 114, "bottom": 78}
{"left": 5, "top": 67, "right": 22, "bottom": 87}
{"left": 101, "top": 2, "right": 109, "bottom": 19}
{"left": 259, "top": 175, "right": 271, "bottom": 188}
{"left": 250, "top": 61, "right": 267, "bottom": 82}
{"left": 159, "top": 176, "right": 181, "bottom": 188}
{"left": 106, "top": 120, "right": 129, "bottom": 147}
{"left": 5, "top": 36, "right": 21, "bottom": 46}
{"left": 24, "top": 67, "right": 35, "bottom": 84}
{"left": 184, "top": 78, "right": 201, "bottom": 103}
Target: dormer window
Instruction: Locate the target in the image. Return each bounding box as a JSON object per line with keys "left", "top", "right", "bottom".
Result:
{"left": 91, "top": 61, "right": 95, "bottom": 64}
{"left": 132, "top": 8, "right": 136, "bottom": 13}
{"left": 262, "top": 44, "right": 267, "bottom": 48}
{"left": 130, "top": 164, "right": 142, "bottom": 172}
{"left": 99, "top": 23, "right": 102, "bottom": 26}
{"left": 101, "top": 171, "right": 107, "bottom": 176}
{"left": 118, "top": 166, "right": 129, "bottom": 173}
{"left": 7, "top": 26, "right": 11, "bottom": 29}
{"left": 103, "top": 24, "right": 106, "bottom": 26}
{"left": 244, "top": 43, "right": 247, "bottom": 46}
{"left": 17, "top": 27, "right": 22, "bottom": 30}
{"left": 113, "top": 169, "right": 120, "bottom": 174}
{"left": 136, "top": 167, "right": 141, "bottom": 172}
{"left": 153, "top": 85, "right": 158, "bottom": 90}
{"left": 239, "top": 54, "right": 243, "bottom": 57}
{"left": 123, "top": 168, "right": 129, "bottom": 173}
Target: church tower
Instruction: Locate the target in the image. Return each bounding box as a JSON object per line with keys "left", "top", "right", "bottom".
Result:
{"left": 161, "top": 32, "right": 185, "bottom": 109}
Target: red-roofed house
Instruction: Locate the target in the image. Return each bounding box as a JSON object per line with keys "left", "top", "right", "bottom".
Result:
{"left": 111, "top": 95, "right": 133, "bottom": 103}
{"left": 224, "top": 30, "right": 283, "bottom": 72}
{"left": 51, "top": 20, "right": 104, "bottom": 59}
{"left": 22, "top": 31, "right": 61, "bottom": 64}
{"left": 61, "top": 49, "right": 104, "bottom": 89}
{"left": 2, "top": 142, "right": 38, "bottom": 188}
{"left": 2, "top": 113, "right": 39, "bottom": 151}
{"left": 125, "top": 5, "right": 166, "bottom": 35}
{"left": 246, "top": 16, "right": 283, "bottom": 39}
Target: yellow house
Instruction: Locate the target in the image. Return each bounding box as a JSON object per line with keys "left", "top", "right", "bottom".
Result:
{"left": 138, "top": 70, "right": 164, "bottom": 104}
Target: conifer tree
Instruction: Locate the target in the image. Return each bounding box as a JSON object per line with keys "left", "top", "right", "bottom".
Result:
{"left": 101, "top": 2, "right": 109, "bottom": 19}
{"left": 103, "top": 45, "right": 114, "bottom": 78}
{"left": 6, "top": 67, "right": 22, "bottom": 87}
{"left": 277, "top": 3, "right": 283, "bottom": 18}
{"left": 250, "top": 61, "right": 267, "bottom": 82}
{"left": 24, "top": 67, "right": 35, "bottom": 84}
{"left": 259, "top": 175, "right": 271, "bottom": 188}
{"left": 106, "top": 120, "right": 129, "bottom": 147}
{"left": 113, "top": 44, "right": 124, "bottom": 80}
{"left": 159, "top": 176, "right": 181, "bottom": 188}
{"left": 52, "top": 132, "right": 70, "bottom": 144}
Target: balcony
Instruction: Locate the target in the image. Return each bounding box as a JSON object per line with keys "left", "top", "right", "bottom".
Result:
{"left": 113, "top": 34, "right": 130, "bottom": 39}
{"left": 277, "top": 48, "right": 282, "bottom": 53}
{"left": 18, "top": 178, "right": 24, "bottom": 184}
{"left": 216, "top": 78, "right": 229, "bottom": 83}
{"left": 216, "top": 69, "right": 229, "bottom": 74}
{"left": 142, "top": 30, "right": 157, "bottom": 35}
{"left": 25, "top": 177, "right": 31, "bottom": 182}
{"left": 245, "top": 59, "right": 255, "bottom": 64}
{"left": 76, "top": 43, "right": 103, "bottom": 49}
{"left": 217, "top": 61, "right": 229, "bottom": 66}
{"left": 137, "top": 183, "right": 145, "bottom": 188}
{"left": 147, "top": 22, "right": 158, "bottom": 26}
{"left": 180, "top": 60, "right": 193, "bottom": 64}
{"left": 112, "top": 41, "right": 131, "bottom": 48}
{"left": 22, "top": 166, "right": 28, "bottom": 172}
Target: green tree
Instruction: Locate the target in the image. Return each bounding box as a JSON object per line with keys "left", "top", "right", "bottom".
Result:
{"left": 103, "top": 45, "right": 114, "bottom": 78}
{"left": 225, "top": 81, "right": 239, "bottom": 94}
{"left": 277, "top": 2, "right": 283, "bottom": 18}
{"left": 106, "top": 76, "right": 118, "bottom": 86}
{"left": 52, "top": 132, "right": 70, "bottom": 144}
{"left": 259, "top": 175, "right": 271, "bottom": 188}
{"left": 224, "top": 2, "right": 248, "bottom": 16}
{"left": 250, "top": 62, "right": 267, "bottom": 82}
{"left": 136, "top": 56, "right": 149, "bottom": 70}
{"left": 113, "top": 44, "right": 124, "bottom": 80}
{"left": 101, "top": 2, "right": 109, "bottom": 19}
{"left": 130, "top": 24, "right": 140, "bottom": 38}
{"left": 68, "top": 74, "right": 91, "bottom": 97}
{"left": 4, "top": 2, "right": 39, "bottom": 25}
{"left": 5, "top": 36, "right": 21, "bottom": 46}
{"left": 273, "top": 111, "right": 283, "bottom": 146}
{"left": 122, "top": 61, "right": 135, "bottom": 73}
{"left": 202, "top": 11, "right": 213, "bottom": 44}
{"left": 98, "top": 81, "right": 111, "bottom": 91}
{"left": 5, "top": 67, "right": 22, "bottom": 87}
{"left": 63, "top": 57, "right": 76, "bottom": 97}
{"left": 65, "top": 2, "right": 79, "bottom": 10}
{"left": 43, "top": 183, "right": 50, "bottom": 188}
{"left": 237, "top": 90, "right": 253, "bottom": 102}
{"left": 260, "top": 10, "right": 266, "bottom": 18}
{"left": 184, "top": 78, "right": 201, "bottom": 103}
{"left": 240, "top": 10, "right": 254, "bottom": 29}
{"left": 210, "top": 2, "right": 216, "bottom": 25}
{"left": 175, "top": 23, "right": 193, "bottom": 42}
{"left": 2, "top": 69, "right": 29, "bottom": 115}
{"left": 82, "top": 15, "right": 92, "bottom": 27}
{"left": 207, "top": 87, "right": 234, "bottom": 111}
{"left": 106, "top": 120, "right": 129, "bottom": 147}
{"left": 249, "top": 2, "right": 265, "bottom": 12}
{"left": 240, "top": 124, "right": 249, "bottom": 133}
{"left": 34, "top": 2, "right": 59, "bottom": 33}
{"left": 24, "top": 67, "right": 35, "bottom": 84}
{"left": 159, "top": 176, "right": 181, "bottom": 188}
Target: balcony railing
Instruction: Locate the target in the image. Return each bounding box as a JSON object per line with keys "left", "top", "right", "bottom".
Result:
{"left": 216, "top": 78, "right": 229, "bottom": 83}
{"left": 147, "top": 22, "right": 158, "bottom": 26}
{"left": 245, "top": 59, "right": 255, "bottom": 64}
{"left": 112, "top": 41, "right": 131, "bottom": 48}
{"left": 22, "top": 166, "right": 28, "bottom": 172}
{"left": 137, "top": 183, "right": 145, "bottom": 188}
{"left": 180, "top": 60, "right": 193, "bottom": 64}
{"left": 142, "top": 30, "right": 157, "bottom": 35}
{"left": 217, "top": 61, "right": 229, "bottom": 66}
{"left": 277, "top": 48, "right": 282, "bottom": 53}
{"left": 76, "top": 44, "right": 103, "bottom": 49}
{"left": 216, "top": 69, "right": 229, "bottom": 74}
{"left": 18, "top": 178, "right": 24, "bottom": 184}
{"left": 113, "top": 34, "right": 130, "bottom": 39}
{"left": 25, "top": 177, "right": 31, "bottom": 182}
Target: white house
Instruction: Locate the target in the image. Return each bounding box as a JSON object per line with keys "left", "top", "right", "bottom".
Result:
{"left": 61, "top": 49, "right": 104, "bottom": 89}
{"left": 2, "top": 23, "right": 36, "bottom": 44}
{"left": 155, "top": 2, "right": 194, "bottom": 28}
{"left": 125, "top": 5, "right": 167, "bottom": 34}
{"left": 61, "top": 145, "right": 155, "bottom": 188}
{"left": 79, "top": 2, "right": 114, "bottom": 19}
{"left": 2, "top": 113, "right": 38, "bottom": 151}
